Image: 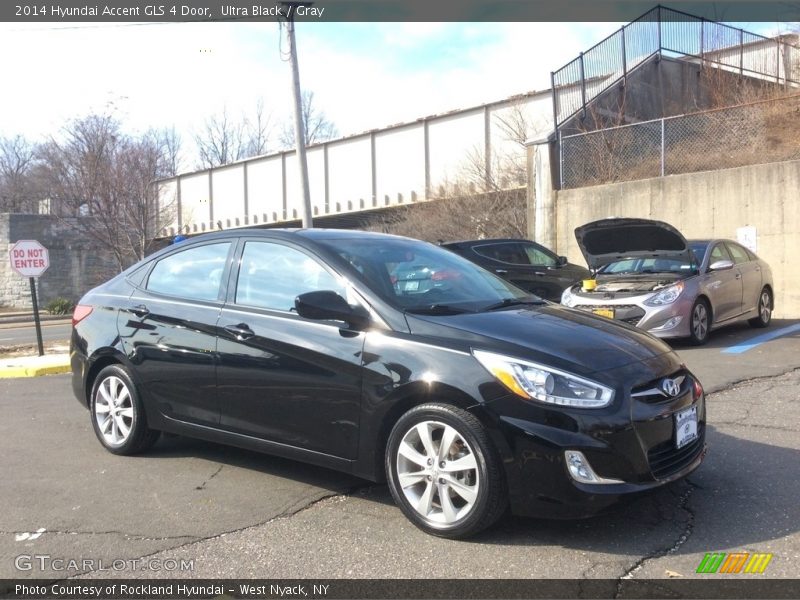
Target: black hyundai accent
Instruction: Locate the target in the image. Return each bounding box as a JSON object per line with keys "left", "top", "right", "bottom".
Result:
{"left": 70, "top": 229, "right": 706, "bottom": 538}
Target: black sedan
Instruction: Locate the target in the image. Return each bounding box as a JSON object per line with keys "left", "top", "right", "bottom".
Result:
{"left": 442, "top": 238, "right": 590, "bottom": 302}
{"left": 71, "top": 229, "right": 705, "bottom": 538}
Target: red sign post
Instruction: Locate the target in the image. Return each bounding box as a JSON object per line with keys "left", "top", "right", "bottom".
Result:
{"left": 9, "top": 240, "right": 50, "bottom": 356}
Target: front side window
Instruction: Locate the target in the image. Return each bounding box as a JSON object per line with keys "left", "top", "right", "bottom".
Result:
{"left": 725, "top": 243, "right": 750, "bottom": 265}
{"left": 522, "top": 244, "right": 557, "bottom": 267}
{"left": 474, "top": 243, "right": 529, "bottom": 265}
{"left": 709, "top": 243, "right": 732, "bottom": 265}
{"left": 235, "top": 242, "right": 346, "bottom": 311}
{"left": 146, "top": 242, "right": 231, "bottom": 301}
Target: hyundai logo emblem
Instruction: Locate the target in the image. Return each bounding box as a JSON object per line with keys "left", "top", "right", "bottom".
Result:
{"left": 661, "top": 378, "right": 681, "bottom": 397}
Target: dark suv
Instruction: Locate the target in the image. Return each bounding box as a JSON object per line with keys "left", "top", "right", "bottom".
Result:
{"left": 442, "top": 238, "right": 590, "bottom": 302}
{"left": 71, "top": 229, "right": 705, "bottom": 538}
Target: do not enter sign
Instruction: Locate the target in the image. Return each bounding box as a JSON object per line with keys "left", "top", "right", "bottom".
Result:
{"left": 10, "top": 239, "right": 50, "bottom": 277}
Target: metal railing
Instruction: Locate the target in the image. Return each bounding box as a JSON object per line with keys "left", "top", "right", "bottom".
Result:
{"left": 551, "top": 5, "right": 800, "bottom": 132}
{"left": 559, "top": 94, "right": 800, "bottom": 189}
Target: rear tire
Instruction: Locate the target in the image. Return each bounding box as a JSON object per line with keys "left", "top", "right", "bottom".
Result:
{"left": 90, "top": 365, "right": 160, "bottom": 455}
{"left": 385, "top": 403, "right": 507, "bottom": 539}
{"left": 748, "top": 287, "right": 772, "bottom": 328}
{"left": 688, "top": 298, "right": 711, "bottom": 346}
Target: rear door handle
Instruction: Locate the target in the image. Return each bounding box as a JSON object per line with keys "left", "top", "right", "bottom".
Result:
{"left": 224, "top": 323, "right": 255, "bottom": 340}
{"left": 495, "top": 269, "right": 508, "bottom": 275}
{"left": 131, "top": 304, "right": 150, "bottom": 318}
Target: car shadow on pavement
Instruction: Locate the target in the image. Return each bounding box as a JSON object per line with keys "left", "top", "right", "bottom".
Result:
{"left": 144, "top": 433, "right": 368, "bottom": 495}
{"left": 667, "top": 318, "right": 800, "bottom": 351}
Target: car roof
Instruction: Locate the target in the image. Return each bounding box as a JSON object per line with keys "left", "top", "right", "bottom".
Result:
{"left": 442, "top": 238, "right": 539, "bottom": 246}
{"left": 170, "top": 227, "right": 412, "bottom": 243}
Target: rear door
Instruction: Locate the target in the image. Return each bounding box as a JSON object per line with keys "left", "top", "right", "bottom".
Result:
{"left": 215, "top": 239, "right": 366, "bottom": 459}
{"left": 120, "top": 240, "right": 234, "bottom": 426}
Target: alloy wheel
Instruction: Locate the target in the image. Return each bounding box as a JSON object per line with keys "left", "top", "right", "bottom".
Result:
{"left": 395, "top": 420, "right": 479, "bottom": 526}
{"left": 759, "top": 291, "right": 771, "bottom": 323}
{"left": 94, "top": 375, "right": 134, "bottom": 446}
{"left": 692, "top": 302, "right": 708, "bottom": 342}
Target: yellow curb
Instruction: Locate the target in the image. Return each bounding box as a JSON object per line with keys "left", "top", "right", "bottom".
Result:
{"left": 0, "top": 364, "right": 71, "bottom": 378}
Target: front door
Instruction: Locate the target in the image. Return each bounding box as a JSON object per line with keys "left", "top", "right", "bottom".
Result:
{"left": 216, "top": 240, "right": 365, "bottom": 459}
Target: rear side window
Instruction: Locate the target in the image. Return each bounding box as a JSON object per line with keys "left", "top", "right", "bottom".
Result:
{"left": 235, "top": 242, "right": 346, "bottom": 312}
{"left": 146, "top": 242, "right": 231, "bottom": 301}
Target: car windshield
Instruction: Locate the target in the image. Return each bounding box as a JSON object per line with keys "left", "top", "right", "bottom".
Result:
{"left": 315, "top": 236, "right": 533, "bottom": 313}
{"left": 597, "top": 256, "right": 698, "bottom": 275}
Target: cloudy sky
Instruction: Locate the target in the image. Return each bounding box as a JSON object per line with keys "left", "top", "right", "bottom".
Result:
{"left": 0, "top": 18, "right": 783, "bottom": 168}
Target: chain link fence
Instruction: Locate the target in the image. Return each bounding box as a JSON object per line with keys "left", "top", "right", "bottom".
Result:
{"left": 560, "top": 94, "right": 800, "bottom": 188}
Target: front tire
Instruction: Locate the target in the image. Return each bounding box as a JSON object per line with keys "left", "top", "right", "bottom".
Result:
{"left": 688, "top": 298, "right": 711, "bottom": 345}
{"left": 748, "top": 287, "right": 772, "bottom": 328}
{"left": 385, "top": 403, "right": 507, "bottom": 538}
{"left": 90, "top": 365, "right": 160, "bottom": 455}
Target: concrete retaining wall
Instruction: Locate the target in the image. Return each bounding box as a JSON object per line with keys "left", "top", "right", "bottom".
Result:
{"left": 1, "top": 214, "right": 118, "bottom": 309}
{"left": 555, "top": 159, "right": 800, "bottom": 318}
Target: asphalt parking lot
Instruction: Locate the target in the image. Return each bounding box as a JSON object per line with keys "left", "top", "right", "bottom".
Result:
{"left": 2, "top": 320, "right": 799, "bottom": 587}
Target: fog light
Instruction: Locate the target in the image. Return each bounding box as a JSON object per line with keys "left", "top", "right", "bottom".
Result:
{"left": 649, "top": 316, "right": 683, "bottom": 332}
{"left": 564, "top": 450, "right": 624, "bottom": 485}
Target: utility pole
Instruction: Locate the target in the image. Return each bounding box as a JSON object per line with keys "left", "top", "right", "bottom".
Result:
{"left": 281, "top": 2, "right": 313, "bottom": 228}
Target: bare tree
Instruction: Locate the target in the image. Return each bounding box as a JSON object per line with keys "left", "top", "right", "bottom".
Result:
{"left": 194, "top": 107, "right": 247, "bottom": 168}
{"left": 0, "top": 135, "right": 38, "bottom": 213}
{"left": 157, "top": 126, "right": 183, "bottom": 176}
{"left": 279, "top": 90, "right": 338, "bottom": 148}
{"left": 37, "top": 113, "right": 175, "bottom": 270}
{"left": 194, "top": 101, "right": 275, "bottom": 168}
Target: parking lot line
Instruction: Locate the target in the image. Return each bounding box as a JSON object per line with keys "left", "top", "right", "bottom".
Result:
{"left": 722, "top": 323, "right": 800, "bottom": 355}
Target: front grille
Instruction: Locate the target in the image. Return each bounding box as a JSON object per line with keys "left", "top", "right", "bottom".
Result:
{"left": 647, "top": 424, "right": 705, "bottom": 480}
{"left": 632, "top": 371, "right": 690, "bottom": 404}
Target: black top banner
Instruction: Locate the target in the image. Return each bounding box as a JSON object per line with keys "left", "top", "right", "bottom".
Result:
{"left": 2, "top": 0, "right": 800, "bottom": 23}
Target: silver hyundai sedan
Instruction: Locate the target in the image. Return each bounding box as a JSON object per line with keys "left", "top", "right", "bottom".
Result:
{"left": 560, "top": 218, "right": 774, "bottom": 345}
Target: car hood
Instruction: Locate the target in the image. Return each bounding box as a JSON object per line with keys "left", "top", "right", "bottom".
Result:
{"left": 408, "top": 304, "right": 674, "bottom": 376}
{"left": 575, "top": 218, "right": 691, "bottom": 270}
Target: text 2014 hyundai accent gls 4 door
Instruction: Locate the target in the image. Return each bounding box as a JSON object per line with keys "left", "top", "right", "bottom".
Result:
{"left": 71, "top": 229, "right": 706, "bottom": 538}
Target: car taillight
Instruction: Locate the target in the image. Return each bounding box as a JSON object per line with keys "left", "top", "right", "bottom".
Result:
{"left": 431, "top": 269, "right": 462, "bottom": 281}
{"left": 693, "top": 378, "right": 704, "bottom": 400}
{"left": 72, "top": 305, "right": 93, "bottom": 327}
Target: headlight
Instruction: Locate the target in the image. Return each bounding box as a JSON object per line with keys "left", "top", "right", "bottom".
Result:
{"left": 644, "top": 281, "right": 684, "bottom": 306}
{"left": 472, "top": 349, "right": 614, "bottom": 408}
{"left": 561, "top": 286, "right": 576, "bottom": 307}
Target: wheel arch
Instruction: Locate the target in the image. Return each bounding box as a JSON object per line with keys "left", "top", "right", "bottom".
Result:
{"left": 359, "top": 382, "right": 511, "bottom": 483}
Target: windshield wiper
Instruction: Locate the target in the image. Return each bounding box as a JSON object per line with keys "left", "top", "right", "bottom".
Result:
{"left": 481, "top": 297, "right": 546, "bottom": 312}
{"left": 406, "top": 304, "right": 473, "bottom": 315}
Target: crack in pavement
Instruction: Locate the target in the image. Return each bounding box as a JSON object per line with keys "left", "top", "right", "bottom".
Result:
{"left": 66, "top": 483, "right": 367, "bottom": 579}
{"left": 706, "top": 366, "right": 800, "bottom": 395}
{"left": 194, "top": 464, "right": 224, "bottom": 491}
{"left": 614, "top": 479, "right": 698, "bottom": 597}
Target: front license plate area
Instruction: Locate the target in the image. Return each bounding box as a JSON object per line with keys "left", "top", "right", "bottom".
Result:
{"left": 592, "top": 308, "right": 615, "bottom": 319}
{"left": 675, "top": 406, "right": 698, "bottom": 449}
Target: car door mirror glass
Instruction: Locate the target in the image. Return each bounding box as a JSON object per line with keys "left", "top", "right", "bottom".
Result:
{"left": 557, "top": 256, "right": 568, "bottom": 266}
{"left": 708, "top": 259, "right": 734, "bottom": 272}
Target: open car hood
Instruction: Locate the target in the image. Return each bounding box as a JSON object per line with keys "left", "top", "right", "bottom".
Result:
{"left": 574, "top": 218, "right": 692, "bottom": 270}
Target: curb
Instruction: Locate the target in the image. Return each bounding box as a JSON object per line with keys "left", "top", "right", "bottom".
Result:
{"left": 0, "top": 364, "right": 71, "bottom": 378}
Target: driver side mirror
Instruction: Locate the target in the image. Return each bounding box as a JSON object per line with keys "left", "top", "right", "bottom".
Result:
{"left": 557, "top": 256, "right": 568, "bottom": 267}
{"left": 295, "top": 290, "right": 369, "bottom": 329}
{"left": 708, "top": 259, "right": 734, "bottom": 272}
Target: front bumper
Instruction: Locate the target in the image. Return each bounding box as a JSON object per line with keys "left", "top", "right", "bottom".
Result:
{"left": 563, "top": 291, "right": 695, "bottom": 339}
{"left": 485, "top": 365, "right": 707, "bottom": 518}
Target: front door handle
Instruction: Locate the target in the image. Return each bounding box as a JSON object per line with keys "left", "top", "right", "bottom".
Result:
{"left": 131, "top": 304, "right": 150, "bottom": 318}
{"left": 495, "top": 269, "right": 508, "bottom": 275}
{"left": 224, "top": 323, "right": 255, "bottom": 340}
